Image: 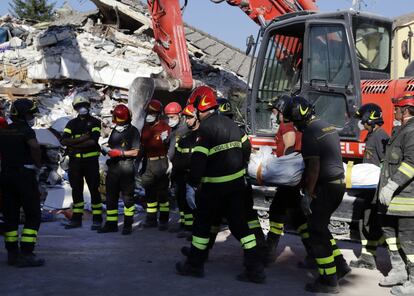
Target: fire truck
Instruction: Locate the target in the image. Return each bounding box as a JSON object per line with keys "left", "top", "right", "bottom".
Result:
{"left": 129, "top": 0, "right": 414, "bottom": 237}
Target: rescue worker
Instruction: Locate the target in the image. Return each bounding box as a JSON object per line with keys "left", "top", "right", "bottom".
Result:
{"left": 98, "top": 104, "right": 140, "bottom": 235}
{"left": 350, "top": 103, "right": 389, "bottom": 270}
{"left": 140, "top": 99, "right": 171, "bottom": 231}
{"left": 265, "top": 95, "right": 312, "bottom": 266}
{"left": 377, "top": 93, "right": 414, "bottom": 295}
{"left": 286, "top": 96, "right": 349, "bottom": 293}
{"left": 175, "top": 86, "right": 265, "bottom": 283}
{"left": 0, "top": 98, "right": 44, "bottom": 267}
{"left": 172, "top": 104, "right": 199, "bottom": 238}
{"left": 164, "top": 102, "right": 189, "bottom": 232}
{"left": 207, "top": 97, "right": 266, "bottom": 260}
{"left": 61, "top": 96, "right": 103, "bottom": 230}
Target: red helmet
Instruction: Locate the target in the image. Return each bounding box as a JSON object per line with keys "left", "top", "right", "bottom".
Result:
{"left": 393, "top": 93, "right": 414, "bottom": 107}
{"left": 189, "top": 86, "right": 218, "bottom": 112}
{"left": 112, "top": 104, "right": 131, "bottom": 124}
{"left": 182, "top": 104, "right": 196, "bottom": 117}
{"left": 187, "top": 85, "right": 216, "bottom": 104}
{"left": 164, "top": 102, "right": 182, "bottom": 115}
{"left": 147, "top": 99, "right": 163, "bottom": 113}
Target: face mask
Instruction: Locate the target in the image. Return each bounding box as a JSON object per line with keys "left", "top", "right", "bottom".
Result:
{"left": 115, "top": 124, "right": 128, "bottom": 132}
{"left": 27, "top": 118, "right": 35, "bottom": 127}
{"left": 146, "top": 114, "right": 156, "bottom": 123}
{"left": 357, "top": 120, "right": 365, "bottom": 131}
{"left": 78, "top": 107, "right": 89, "bottom": 116}
{"left": 393, "top": 120, "right": 402, "bottom": 127}
{"left": 168, "top": 118, "right": 179, "bottom": 128}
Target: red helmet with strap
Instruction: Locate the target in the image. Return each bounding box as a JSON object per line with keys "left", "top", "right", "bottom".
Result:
{"left": 393, "top": 93, "right": 414, "bottom": 107}
{"left": 189, "top": 86, "right": 218, "bottom": 112}
{"left": 112, "top": 104, "right": 131, "bottom": 124}
{"left": 182, "top": 104, "right": 196, "bottom": 117}
{"left": 164, "top": 102, "right": 182, "bottom": 115}
{"left": 147, "top": 99, "right": 163, "bottom": 113}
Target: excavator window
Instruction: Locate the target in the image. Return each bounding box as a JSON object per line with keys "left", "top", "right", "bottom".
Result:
{"left": 353, "top": 16, "right": 391, "bottom": 74}
{"left": 255, "top": 25, "right": 304, "bottom": 135}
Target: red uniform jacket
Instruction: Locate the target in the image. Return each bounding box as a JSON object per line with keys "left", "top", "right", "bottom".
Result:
{"left": 141, "top": 119, "right": 171, "bottom": 158}
{"left": 275, "top": 122, "right": 302, "bottom": 157}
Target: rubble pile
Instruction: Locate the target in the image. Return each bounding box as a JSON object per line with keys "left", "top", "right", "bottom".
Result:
{"left": 0, "top": 1, "right": 253, "bottom": 217}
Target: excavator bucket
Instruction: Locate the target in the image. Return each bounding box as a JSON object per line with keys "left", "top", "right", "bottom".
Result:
{"left": 128, "top": 77, "right": 155, "bottom": 133}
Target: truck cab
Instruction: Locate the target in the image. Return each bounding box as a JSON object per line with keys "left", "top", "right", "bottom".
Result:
{"left": 246, "top": 11, "right": 393, "bottom": 236}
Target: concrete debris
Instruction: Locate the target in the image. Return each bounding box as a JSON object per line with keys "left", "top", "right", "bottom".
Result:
{"left": 0, "top": 1, "right": 253, "bottom": 211}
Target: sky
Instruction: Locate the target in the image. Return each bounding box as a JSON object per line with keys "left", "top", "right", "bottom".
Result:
{"left": 0, "top": 0, "right": 412, "bottom": 49}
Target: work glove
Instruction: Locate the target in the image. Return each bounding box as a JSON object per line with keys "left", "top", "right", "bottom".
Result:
{"left": 160, "top": 130, "right": 169, "bottom": 142}
{"left": 185, "top": 184, "right": 197, "bottom": 210}
{"left": 166, "top": 158, "right": 173, "bottom": 175}
{"left": 108, "top": 149, "right": 124, "bottom": 158}
{"left": 379, "top": 180, "right": 399, "bottom": 206}
{"left": 101, "top": 145, "right": 111, "bottom": 156}
{"left": 300, "top": 192, "right": 313, "bottom": 216}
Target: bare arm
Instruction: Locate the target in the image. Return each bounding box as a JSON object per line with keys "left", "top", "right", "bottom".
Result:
{"left": 282, "top": 131, "right": 296, "bottom": 154}
{"left": 27, "top": 138, "right": 42, "bottom": 168}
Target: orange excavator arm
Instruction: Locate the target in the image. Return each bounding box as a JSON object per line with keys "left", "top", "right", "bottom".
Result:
{"left": 128, "top": 0, "right": 317, "bottom": 132}
{"left": 146, "top": 0, "right": 318, "bottom": 90}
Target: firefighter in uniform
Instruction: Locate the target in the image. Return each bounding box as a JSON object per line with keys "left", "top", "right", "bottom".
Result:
{"left": 350, "top": 103, "right": 389, "bottom": 270}
{"left": 61, "top": 96, "right": 103, "bottom": 230}
{"left": 286, "top": 96, "right": 349, "bottom": 293}
{"left": 175, "top": 86, "right": 265, "bottom": 283}
{"left": 377, "top": 93, "right": 414, "bottom": 296}
{"left": 0, "top": 99, "right": 44, "bottom": 267}
{"left": 172, "top": 104, "right": 199, "bottom": 238}
{"left": 98, "top": 104, "right": 140, "bottom": 235}
{"left": 201, "top": 97, "right": 266, "bottom": 260}
{"left": 265, "top": 95, "right": 312, "bottom": 266}
{"left": 140, "top": 99, "right": 171, "bottom": 231}
{"left": 164, "top": 102, "right": 189, "bottom": 232}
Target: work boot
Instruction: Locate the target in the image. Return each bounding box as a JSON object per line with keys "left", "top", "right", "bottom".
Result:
{"left": 122, "top": 216, "right": 133, "bottom": 235}
{"left": 91, "top": 220, "right": 102, "bottom": 231}
{"left": 350, "top": 253, "right": 377, "bottom": 270}
{"left": 391, "top": 264, "right": 414, "bottom": 296}
{"left": 305, "top": 276, "right": 340, "bottom": 294}
{"left": 379, "top": 252, "right": 408, "bottom": 287}
{"left": 64, "top": 219, "right": 82, "bottom": 229}
{"left": 158, "top": 221, "right": 168, "bottom": 231}
{"left": 17, "top": 253, "right": 45, "bottom": 268}
{"left": 264, "top": 235, "right": 280, "bottom": 266}
{"left": 239, "top": 250, "right": 266, "bottom": 284}
{"left": 7, "top": 251, "right": 19, "bottom": 266}
{"left": 97, "top": 222, "right": 118, "bottom": 233}
{"left": 336, "top": 258, "right": 352, "bottom": 279}
{"left": 175, "top": 261, "right": 204, "bottom": 278}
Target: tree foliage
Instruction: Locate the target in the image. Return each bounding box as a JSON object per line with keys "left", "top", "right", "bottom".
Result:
{"left": 9, "top": 0, "right": 55, "bottom": 22}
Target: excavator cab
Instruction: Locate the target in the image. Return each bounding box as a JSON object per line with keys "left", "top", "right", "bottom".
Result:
{"left": 247, "top": 11, "right": 392, "bottom": 142}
